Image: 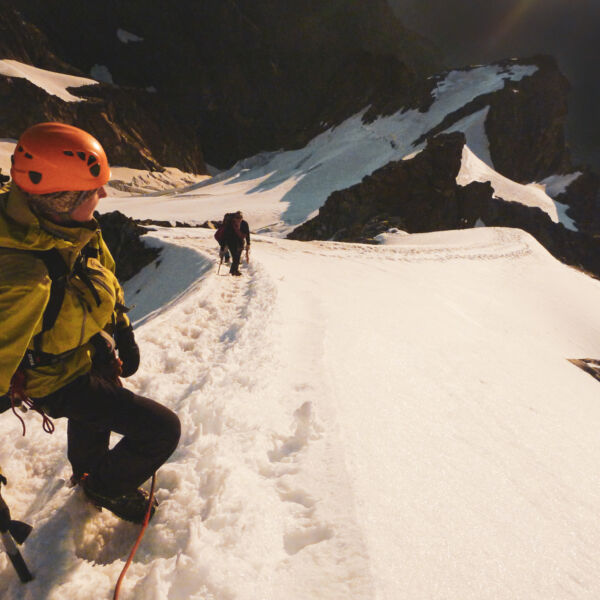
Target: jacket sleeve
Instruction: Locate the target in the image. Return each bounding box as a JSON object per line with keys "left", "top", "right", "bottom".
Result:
{"left": 0, "top": 260, "right": 49, "bottom": 395}
{"left": 97, "top": 233, "right": 130, "bottom": 329}
{"left": 242, "top": 220, "right": 251, "bottom": 245}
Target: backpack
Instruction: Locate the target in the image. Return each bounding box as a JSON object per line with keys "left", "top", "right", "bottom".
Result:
{"left": 214, "top": 226, "right": 225, "bottom": 243}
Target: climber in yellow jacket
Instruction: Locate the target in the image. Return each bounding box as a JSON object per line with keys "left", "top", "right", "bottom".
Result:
{"left": 0, "top": 123, "right": 180, "bottom": 524}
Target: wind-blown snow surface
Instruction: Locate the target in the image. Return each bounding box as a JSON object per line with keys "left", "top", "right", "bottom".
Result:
{"left": 1, "top": 225, "right": 600, "bottom": 600}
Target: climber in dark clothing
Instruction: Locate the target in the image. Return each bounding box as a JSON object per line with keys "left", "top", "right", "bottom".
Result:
{"left": 222, "top": 211, "right": 250, "bottom": 276}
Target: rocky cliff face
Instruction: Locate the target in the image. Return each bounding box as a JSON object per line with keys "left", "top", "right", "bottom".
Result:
{"left": 412, "top": 57, "right": 573, "bottom": 184}
{"left": 95, "top": 211, "right": 160, "bottom": 282}
{"left": 485, "top": 56, "right": 571, "bottom": 183}
{"left": 9, "top": 0, "right": 441, "bottom": 169}
{"left": 557, "top": 170, "right": 600, "bottom": 236}
{"left": 0, "top": 5, "right": 206, "bottom": 173}
{"left": 289, "top": 132, "right": 600, "bottom": 279}
{"left": 1, "top": 2, "right": 583, "bottom": 188}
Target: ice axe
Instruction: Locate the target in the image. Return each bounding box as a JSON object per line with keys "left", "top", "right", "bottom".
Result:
{"left": 0, "top": 473, "right": 34, "bottom": 583}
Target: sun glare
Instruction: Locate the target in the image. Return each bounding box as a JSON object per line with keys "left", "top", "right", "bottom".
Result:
{"left": 488, "top": 0, "right": 539, "bottom": 48}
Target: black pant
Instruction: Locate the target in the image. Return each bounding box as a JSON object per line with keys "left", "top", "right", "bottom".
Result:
{"left": 37, "top": 372, "right": 181, "bottom": 496}
{"left": 229, "top": 243, "right": 243, "bottom": 274}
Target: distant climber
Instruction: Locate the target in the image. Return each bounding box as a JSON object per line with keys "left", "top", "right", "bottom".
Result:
{"left": 215, "top": 210, "right": 250, "bottom": 276}
{"left": 0, "top": 122, "right": 180, "bottom": 525}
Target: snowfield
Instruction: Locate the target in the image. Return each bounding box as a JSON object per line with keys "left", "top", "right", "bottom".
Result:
{"left": 1, "top": 59, "right": 600, "bottom": 600}
{"left": 1, "top": 225, "right": 599, "bottom": 600}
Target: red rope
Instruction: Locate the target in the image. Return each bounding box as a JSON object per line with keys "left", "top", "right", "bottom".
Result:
{"left": 113, "top": 473, "right": 157, "bottom": 600}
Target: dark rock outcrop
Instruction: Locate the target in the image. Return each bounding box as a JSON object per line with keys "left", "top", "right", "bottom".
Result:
{"left": 556, "top": 169, "right": 600, "bottom": 235}
{"left": 289, "top": 133, "right": 473, "bottom": 241}
{"left": 0, "top": 4, "right": 205, "bottom": 173}
{"left": 95, "top": 211, "right": 160, "bottom": 282}
{"left": 413, "top": 57, "right": 572, "bottom": 183}
{"left": 289, "top": 132, "right": 600, "bottom": 279}
{"left": 485, "top": 56, "right": 571, "bottom": 182}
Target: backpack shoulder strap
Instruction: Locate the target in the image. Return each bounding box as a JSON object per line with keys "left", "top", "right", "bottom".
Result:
{"left": 28, "top": 249, "right": 69, "bottom": 339}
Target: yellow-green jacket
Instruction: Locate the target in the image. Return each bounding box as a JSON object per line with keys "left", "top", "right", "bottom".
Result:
{"left": 0, "top": 186, "right": 129, "bottom": 397}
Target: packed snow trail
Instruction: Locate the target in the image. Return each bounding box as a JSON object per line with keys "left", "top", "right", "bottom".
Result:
{"left": 1, "top": 227, "right": 600, "bottom": 599}
{"left": 249, "top": 228, "right": 600, "bottom": 599}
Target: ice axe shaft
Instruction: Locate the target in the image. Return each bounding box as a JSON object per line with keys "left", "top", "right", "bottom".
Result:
{"left": 1, "top": 530, "right": 33, "bottom": 583}
{"left": 0, "top": 490, "right": 34, "bottom": 583}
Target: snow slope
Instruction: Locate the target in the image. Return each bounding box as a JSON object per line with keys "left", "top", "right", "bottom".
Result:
{"left": 0, "top": 60, "right": 576, "bottom": 231}
{"left": 0, "top": 60, "right": 97, "bottom": 102}
{"left": 1, "top": 225, "right": 599, "bottom": 600}
{"left": 100, "top": 62, "right": 577, "bottom": 235}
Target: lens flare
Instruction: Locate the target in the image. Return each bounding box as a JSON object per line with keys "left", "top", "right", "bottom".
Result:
{"left": 487, "top": 0, "right": 539, "bottom": 49}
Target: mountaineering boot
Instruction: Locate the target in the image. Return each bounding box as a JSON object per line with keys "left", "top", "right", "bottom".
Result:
{"left": 82, "top": 477, "right": 158, "bottom": 524}
{"left": 68, "top": 472, "right": 84, "bottom": 488}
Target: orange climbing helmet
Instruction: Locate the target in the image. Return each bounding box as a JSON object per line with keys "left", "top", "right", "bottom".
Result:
{"left": 11, "top": 122, "right": 110, "bottom": 194}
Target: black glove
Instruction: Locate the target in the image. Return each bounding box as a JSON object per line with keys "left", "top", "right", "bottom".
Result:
{"left": 0, "top": 394, "right": 11, "bottom": 414}
{"left": 115, "top": 324, "right": 140, "bottom": 377}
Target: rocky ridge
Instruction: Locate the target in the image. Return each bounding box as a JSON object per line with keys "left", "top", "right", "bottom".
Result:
{"left": 289, "top": 132, "right": 600, "bottom": 279}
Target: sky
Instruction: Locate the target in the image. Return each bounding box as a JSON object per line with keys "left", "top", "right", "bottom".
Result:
{"left": 0, "top": 59, "right": 599, "bottom": 599}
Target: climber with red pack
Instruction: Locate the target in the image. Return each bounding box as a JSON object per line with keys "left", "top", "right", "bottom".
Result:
{"left": 0, "top": 122, "right": 180, "bottom": 524}
{"left": 214, "top": 210, "right": 250, "bottom": 276}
